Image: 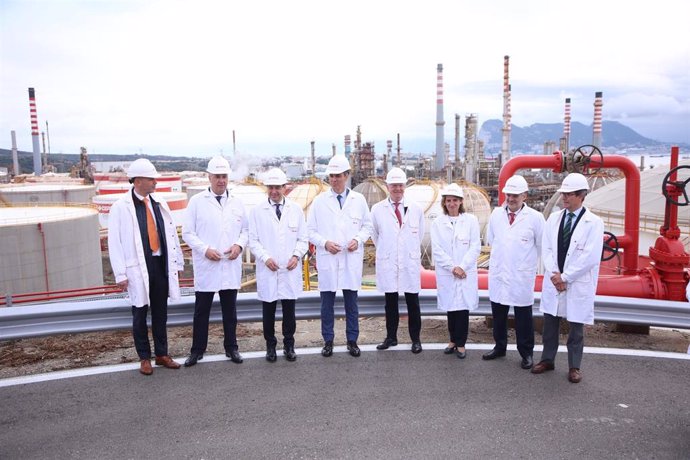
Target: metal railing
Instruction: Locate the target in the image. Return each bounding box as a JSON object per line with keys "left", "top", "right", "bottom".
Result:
{"left": 1, "top": 290, "right": 689, "bottom": 341}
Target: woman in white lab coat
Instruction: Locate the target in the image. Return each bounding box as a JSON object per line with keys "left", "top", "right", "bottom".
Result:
{"left": 430, "top": 183, "right": 481, "bottom": 359}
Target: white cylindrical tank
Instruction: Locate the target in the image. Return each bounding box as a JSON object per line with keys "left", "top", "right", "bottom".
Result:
{"left": 0, "top": 206, "right": 103, "bottom": 296}
{"left": 228, "top": 183, "right": 268, "bottom": 211}
{"left": 353, "top": 178, "right": 389, "bottom": 209}
{"left": 0, "top": 184, "right": 96, "bottom": 205}
{"left": 286, "top": 179, "right": 329, "bottom": 214}
{"left": 98, "top": 183, "right": 172, "bottom": 195}
{"left": 186, "top": 185, "right": 207, "bottom": 200}
{"left": 92, "top": 191, "right": 188, "bottom": 228}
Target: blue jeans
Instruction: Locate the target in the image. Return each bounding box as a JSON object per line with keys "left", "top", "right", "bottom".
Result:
{"left": 320, "top": 290, "right": 359, "bottom": 342}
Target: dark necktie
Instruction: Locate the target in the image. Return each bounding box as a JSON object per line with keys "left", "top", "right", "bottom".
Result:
{"left": 508, "top": 212, "right": 516, "bottom": 225}
{"left": 563, "top": 212, "right": 575, "bottom": 244}
{"left": 394, "top": 202, "right": 402, "bottom": 227}
{"left": 337, "top": 194, "right": 343, "bottom": 209}
{"left": 215, "top": 195, "right": 222, "bottom": 205}
{"left": 275, "top": 203, "right": 282, "bottom": 220}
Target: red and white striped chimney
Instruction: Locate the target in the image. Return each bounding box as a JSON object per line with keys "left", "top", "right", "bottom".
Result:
{"left": 592, "top": 91, "right": 603, "bottom": 148}
{"left": 28, "top": 87, "right": 42, "bottom": 175}
{"left": 563, "top": 97, "right": 571, "bottom": 152}
{"left": 501, "top": 55, "right": 511, "bottom": 167}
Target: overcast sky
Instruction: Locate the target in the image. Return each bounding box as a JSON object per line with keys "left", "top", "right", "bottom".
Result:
{"left": 1, "top": 0, "right": 688, "bottom": 159}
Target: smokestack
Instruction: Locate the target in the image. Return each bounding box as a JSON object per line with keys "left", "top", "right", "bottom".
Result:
{"left": 344, "top": 135, "right": 351, "bottom": 158}
{"left": 232, "top": 130, "right": 236, "bottom": 156}
{"left": 28, "top": 88, "right": 42, "bottom": 175}
{"left": 310, "top": 140, "right": 316, "bottom": 175}
{"left": 464, "top": 114, "right": 478, "bottom": 183}
{"left": 563, "top": 97, "right": 571, "bottom": 152}
{"left": 332, "top": 143, "right": 336, "bottom": 156}
{"left": 454, "top": 114, "right": 460, "bottom": 164}
{"left": 385, "top": 140, "right": 392, "bottom": 175}
{"left": 501, "top": 56, "right": 512, "bottom": 168}
{"left": 435, "top": 63, "right": 445, "bottom": 172}
{"left": 11, "top": 130, "right": 19, "bottom": 176}
{"left": 396, "top": 133, "right": 401, "bottom": 166}
{"left": 592, "top": 91, "right": 603, "bottom": 148}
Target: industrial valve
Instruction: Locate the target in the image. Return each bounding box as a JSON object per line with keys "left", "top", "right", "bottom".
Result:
{"left": 662, "top": 165, "right": 690, "bottom": 207}
{"left": 564, "top": 144, "right": 604, "bottom": 174}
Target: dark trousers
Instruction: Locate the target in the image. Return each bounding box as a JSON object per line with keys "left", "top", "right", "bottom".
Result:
{"left": 447, "top": 310, "right": 469, "bottom": 347}
{"left": 490, "top": 301, "right": 535, "bottom": 358}
{"left": 132, "top": 256, "right": 168, "bottom": 360}
{"left": 384, "top": 292, "right": 422, "bottom": 342}
{"left": 262, "top": 299, "right": 296, "bottom": 348}
{"left": 190, "top": 289, "right": 238, "bottom": 355}
{"left": 320, "top": 290, "right": 359, "bottom": 342}
{"left": 540, "top": 313, "right": 584, "bottom": 369}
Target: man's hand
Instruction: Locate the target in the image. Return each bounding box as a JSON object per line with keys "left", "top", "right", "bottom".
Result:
{"left": 452, "top": 266, "right": 466, "bottom": 279}
{"left": 550, "top": 272, "right": 567, "bottom": 292}
{"left": 225, "top": 244, "right": 242, "bottom": 260}
{"left": 347, "top": 239, "right": 359, "bottom": 252}
{"left": 265, "top": 258, "right": 279, "bottom": 272}
{"left": 117, "top": 279, "right": 129, "bottom": 291}
{"left": 286, "top": 255, "right": 300, "bottom": 271}
{"left": 205, "top": 247, "right": 223, "bottom": 261}
{"left": 325, "top": 241, "right": 342, "bottom": 254}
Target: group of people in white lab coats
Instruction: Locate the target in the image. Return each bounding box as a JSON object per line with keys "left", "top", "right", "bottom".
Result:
{"left": 109, "top": 156, "right": 603, "bottom": 383}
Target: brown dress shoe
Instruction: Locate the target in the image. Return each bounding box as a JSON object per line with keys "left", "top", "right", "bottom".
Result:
{"left": 531, "top": 360, "right": 555, "bottom": 374}
{"left": 568, "top": 368, "right": 582, "bottom": 383}
{"left": 155, "top": 355, "right": 181, "bottom": 369}
{"left": 140, "top": 359, "right": 153, "bottom": 375}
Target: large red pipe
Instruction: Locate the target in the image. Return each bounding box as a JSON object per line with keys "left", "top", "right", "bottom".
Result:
{"left": 497, "top": 152, "right": 640, "bottom": 274}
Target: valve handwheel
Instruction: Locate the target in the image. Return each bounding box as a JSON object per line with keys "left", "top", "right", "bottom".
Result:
{"left": 661, "top": 165, "right": 690, "bottom": 206}
{"left": 601, "top": 231, "right": 619, "bottom": 262}
{"left": 570, "top": 144, "right": 604, "bottom": 174}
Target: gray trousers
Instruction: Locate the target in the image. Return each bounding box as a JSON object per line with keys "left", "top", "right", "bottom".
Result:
{"left": 540, "top": 313, "right": 584, "bottom": 369}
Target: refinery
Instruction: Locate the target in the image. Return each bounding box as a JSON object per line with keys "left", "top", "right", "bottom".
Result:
{"left": 0, "top": 57, "right": 688, "bottom": 306}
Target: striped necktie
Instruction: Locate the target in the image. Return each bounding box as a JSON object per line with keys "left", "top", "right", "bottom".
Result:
{"left": 562, "top": 212, "right": 575, "bottom": 244}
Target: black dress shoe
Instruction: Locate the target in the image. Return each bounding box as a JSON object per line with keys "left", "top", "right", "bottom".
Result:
{"left": 266, "top": 346, "right": 277, "bottom": 362}
{"left": 347, "top": 341, "right": 361, "bottom": 357}
{"left": 521, "top": 355, "right": 534, "bottom": 369}
{"left": 482, "top": 348, "right": 506, "bottom": 360}
{"left": 411, "top": 342, "right": 423, "bottom": 354}
{"left": 284, "top": 346, "right": 297, "bottom": 362}
{"left": 456, "top": 349, "right": 467, "bottom": 359}
{"left": 376, "top": 338, "right": 398, "bottom": 350}
{"left": 321, "top": 341, "right": 333, "bottom": 357}
{"left": 226, "top": 349, "right": 243, "bottom": 363}
{"left": 184, "top": 353, "right": 203, "bottom": 367}
{"left": 443, "top": 345, "right": 457, "bottom": 354}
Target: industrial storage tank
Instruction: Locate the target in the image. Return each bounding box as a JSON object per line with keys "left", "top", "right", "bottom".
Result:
{"left": 92, "top": 191, "right": 188, "bottom": 228}
{"left": 542, "top": 172, "right": 621, "bottom": 218}
{"left": 353, "top": 178, "right": 388, "bottom": 209}
{"left": 228, "top": 183, "right": 267, "bottom": 211}
{"left": 185, "top": 185, "right": 207, "bottom": 200}
{"left": 0, "top": 184, "right": 96, "bottom": 205}
{"left": 0, "top": 206, "right": 103, "bottom": 296}
{"left": 286, "top": 178, "right": 329, "bottom": 214}
{"left": 98, "top": 183, "right": 171, "bottom": 195}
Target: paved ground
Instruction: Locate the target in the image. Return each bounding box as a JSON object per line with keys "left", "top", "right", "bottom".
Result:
{"left": 1, "top": 344, "right": 689, "bottom": 459}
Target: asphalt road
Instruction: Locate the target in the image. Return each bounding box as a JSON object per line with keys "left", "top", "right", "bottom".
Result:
{"left": 1, "top": 345, "right": 689, "bottom": 459}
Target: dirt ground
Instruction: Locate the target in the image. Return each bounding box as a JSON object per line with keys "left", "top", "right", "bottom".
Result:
{"left": 1, "top": 316, "right": 689, "bottom": 380}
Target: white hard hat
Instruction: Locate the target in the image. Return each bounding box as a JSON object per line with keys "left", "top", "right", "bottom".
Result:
{"left": 326, "top": 155, "right": 351, "bottom": 175}
{"left": 385, "top": 167, "right": 407, "bottom": 185}
{"left": 126, "top": 158, "right": 160, "bottom": 179}
{"left": 440, "top": 183, "right": 464, "bottom": 199}
{"left": 502, "top": 175, "right": 529, "bottom": 194}
{"left": 207, "top": 156, "right": 231, "bottom": 175}
{"left": 263, "top": 168, "right": 288, "bottom": 186}
{"left": 557, "top": 173, "right": 589, "bottom": 193}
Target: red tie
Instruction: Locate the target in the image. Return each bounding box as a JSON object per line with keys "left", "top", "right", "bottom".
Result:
{"left": 508, "top": 212, "right": 516, "bottom": 225}
{"left": 394, "top": 202, "right": 402, "bottom": 227}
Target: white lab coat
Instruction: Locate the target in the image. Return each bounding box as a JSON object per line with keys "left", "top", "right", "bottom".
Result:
{"left": 248, "top": 198, "right": 309, "bottom": 302}
{"left": 182, "top": 188, "right": 248, "bottom": 292}
{"left": 370, "top": 198, "right": 425, "bottom": 294}
{"left": 307, "top": 189, "right": 373, "bottom": 292}
{"left": 540, "top": 208, "right": 604, "bottom": 324}
{"left": 107, "top": 189, "right": 184, "bottom": 308}
{"left": 430, "top": 213, "right": 481, "bottom": 311}
{"left": 486, "top": 204, "right": 545, "bottom": 306}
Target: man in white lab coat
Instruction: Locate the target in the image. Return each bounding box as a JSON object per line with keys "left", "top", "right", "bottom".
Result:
{"left": 108, "top": 158, "right": 184, "bottom": 376}
{"left": 248, "top": 168, "right": 308, "bottom": 362}
{"left": 182, "top": 156, "right": 248, "bottom": 367}
{"left": 484, "top": 175, "right": 545, "bottom": 369}
{"left": 371, "top": 167, "right": 426, "bottom": 354}
{"left": 307, "top": 155, "right": 373, "bottom": 358}
{"left": 532, "top": 173, "right": 604, "bottom": 383}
